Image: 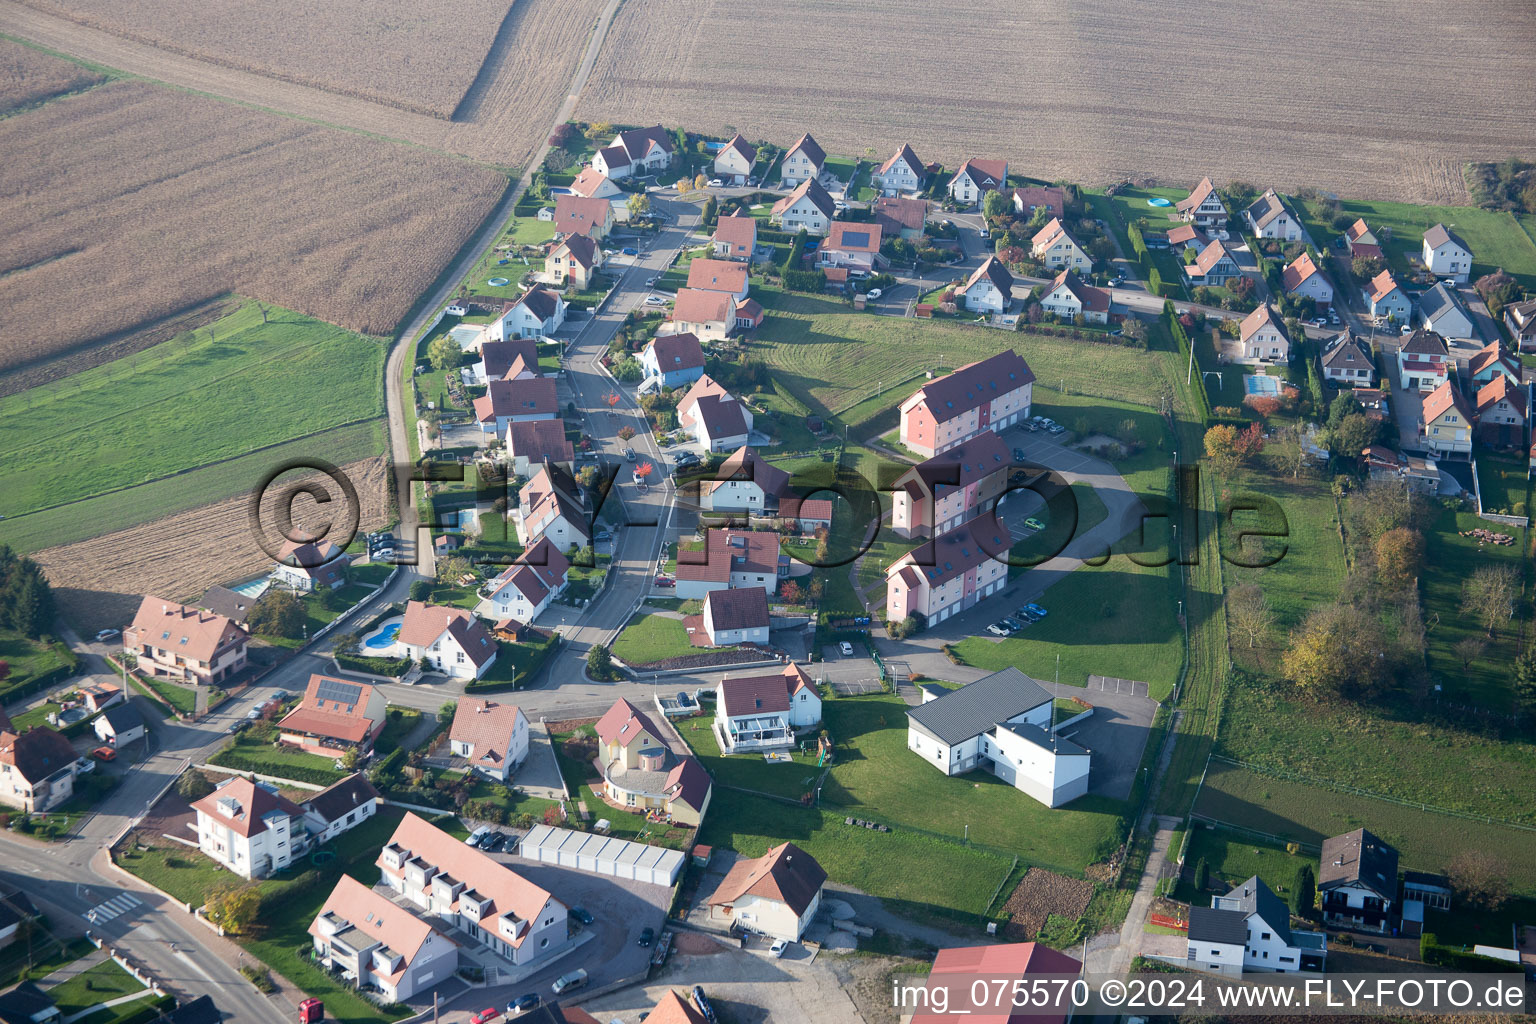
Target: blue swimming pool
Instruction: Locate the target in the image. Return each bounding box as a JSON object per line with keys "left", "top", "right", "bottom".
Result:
{"left": 364, "top": 623, "right": 401, "bottom": 650}
{"left": 1244, "top": 374, "right": 1283, "bottom": 397}
{"left": 229, "top": 577, "right": 270, "bottom": 598}
{"left": 704, "top": 141, "right": 725, "bottom": 152}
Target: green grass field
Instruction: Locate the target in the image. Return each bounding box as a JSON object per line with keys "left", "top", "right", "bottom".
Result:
{"left": 1294, "top": 197, "right": 1536, "bottom": 291}
{"left": 1193, "top": 758, "right": 1536, "bottom": 894}
{"left": 678, "top": 714, "right": 824, "bottom": 801}
{"left": 208, "top": 731, "right": 345, "bottom": 783}
{"left": 1420, "top": 509, "right": 1527, "bottom": 709}
{"left": 1474, "top": 455, "right": 1530, "bottom": 516}
{"left": 47, "top": 959, "right": 147, "bottom": 1016}
{"left": 612, "top": 612, "right": 712, "bottom": 665}
{"left": 1224, "top": 473, "right": 1348, "bottom": 639}
{"left": 1173, "top": 826, "right": 1314, "bottom": 905}
{"left": 0, "top": 630, "right": 72, "bottom": 701}
{"left": 132, "top": 674, "right": 196, "bottom": 715}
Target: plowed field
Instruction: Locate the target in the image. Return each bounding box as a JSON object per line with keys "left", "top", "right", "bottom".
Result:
{"left": 0, "top": 35, "right": 102, "bottom": 111}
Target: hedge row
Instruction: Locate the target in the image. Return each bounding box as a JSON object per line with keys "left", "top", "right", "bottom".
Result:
{"left": 335, "top": 652, "right": 412, "bottom": 677}
{"left": 206, "top": 749, "right": 341, "bottom": 787}
{"left": 1162, "top": 301, "right": 1214, "bottom": 426}
{"left": 1420, "top": 933, "right": 1520, "bottom": 971}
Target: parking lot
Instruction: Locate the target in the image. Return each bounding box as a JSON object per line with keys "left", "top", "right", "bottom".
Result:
{"left": 1049, "top": 681, "right": 1157, "bottom": 800}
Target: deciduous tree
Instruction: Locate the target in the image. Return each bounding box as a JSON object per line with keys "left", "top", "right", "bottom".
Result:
{"left": 246, "top": 590, "right": 305, "bottom": 639}
{"left": 1282, "top": 602, "right": 1387, "bottom": 698}
{"left": 1227, "top": 583, "right": 1274, "bottom": 649}
{"left": 1514, "top": 650, "right": 1536, "bottom": 718}
{"left": 1446, "top": 850, "right": 1512, "bottom": 911}
{"left": 206, "top": 885, "right": 263, "bottom": 934}
{"left": 428, "top": 334, "right": 462, "bottom": 372}
{"left": 1373, "top": 527, "right": 1425, "bottom": 591}
{"left": 1461, "top": 563, "right": 1519, "bottom": 638}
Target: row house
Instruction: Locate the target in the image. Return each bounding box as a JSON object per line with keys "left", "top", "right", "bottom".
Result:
{"left": 891, "top": 430, "right": 1010, "bottom": 538}
{"left": 884, "top": 513, "right": 1011, "bottom": 626}
{"left": 898, "top": 349, "right": 1034, "bottom": 458}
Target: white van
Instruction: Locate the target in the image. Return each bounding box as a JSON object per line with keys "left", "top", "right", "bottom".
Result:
{"left": 551, "top": 969, "right": 587, "bottom": 995}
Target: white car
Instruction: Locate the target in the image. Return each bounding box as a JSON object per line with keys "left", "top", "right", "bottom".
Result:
{"left": 839, "top": 641, "right": 854, "bottom": 656}
{"left": 1400, "top": 324, "right": 1413, "bottom": 335}
{"left": 707, "top": 178, "right": 723, "bottom": 188}
{"left": 866, "top": 288, "right": 883, "bottom": 299}
{"left": 644, "top": 295, "right": 667, "bottom": 306}
{"left": 75, "top": 757, "right": 95, "bottom": 775}
{"left": 769, "top": 939, "right": 788, "bottom": 958}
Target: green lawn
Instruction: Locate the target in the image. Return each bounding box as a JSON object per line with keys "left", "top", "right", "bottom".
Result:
{"left": 207, "top": 730, "right": 346, "bottom": 785}
{"left": 1223, "top": 473, "right": 1348, "bottom": 641}
{"left": 350, "top": 562, "right": 394, "bottom": 586}
{"left": 48, "top": 959, "right": 147, "bottom": 1015}
{"left": 1474, "top": 454, "right": 1530, "bottom": 516}
{"left": 677, "top": 714, "right": 823, "bottom": 801}
{"left": 0, "top": 301, "right": 385, "bottom": 530}
{"left": 1193, "top": 758, "right": 1536, "bottom": 894}
{"left": 373, "top": 707, "right": 422, "bottom": 756}
{"left": 1071, "top": 482, "right": 1109, "bottom": 536}
{"left": 471, "top": 636, "right": 558, "bottom": 689}
{"left": 1420, "top": 509, "right": 1527, "bottom": 709}
{"left": 131, "top": 673, "right": 197, "bottom": 715}
{"left": 1173, "top": 826, "right": 1314, "bottom": 905}
{"left": 1294, "top": 196, "right": 1536, "bottom": 292}
{"left": 0, "top": 630, "right": 73, "bottom": 703}
{"left": 264, "top": 584, "right": 377, "bottom": 650}
{"left": 0, "top": 936, "right": 94, "bottom": 989}
{"left": 612, "top": 612, "right": 718, "bottom": 665}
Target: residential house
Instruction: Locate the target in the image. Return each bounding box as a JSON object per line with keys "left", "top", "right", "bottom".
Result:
{"left": 478, "top": 536, "right": 569, "bottom": 621}
{"left": 0, "top": 882, "right": 38, "bottom": 952}
{"left": 674, "top": 528, "right": 783, "bottom": 599}
{"left": 696, "top": 445, "right": 789, "bottom": 513}
{"left": 706, "top": 842, "right": 825, "bottom": 941}
{"left": 1187, "top": 875, "right": 1326, "bottom": 976}
{"left": 0, "top": 728, "right": 76, "bottom": 813}
{"left": 302, "top": 772, "right": 381, "bottom": 843}
{"left": 77, "top": 680, "right": 122, "bottom": 714}
{"left": 505, "top": 420, "right": 573, "bottom": 477}
{"left": 1503, "top": 299, "right": 1536, "bottom": 352}
{"left": 591, "top": 125, "right": 674, "bottom": 179}
{"left": 1354, "top": 388, "right": 1390, "bottom": 422}
{"left": 956, "top": 257, "right": 1014, "bottom": 314}
{"left": 818, "top": 221, "right": 885, "bottom": 275}
{"left": 198, "top": 586, "right": 253, "bottom": 626}
{"left": 1244, "top": 189, "right": 1302, "bottom": 240}
{"left": 1417, "top": 281, "right": 1475, "bottom": 339}
{"left": 193, "top": 776, "right": 309, "bottom": 879}
{"left": 686, "top": 259, "right": 750, "bottom": 302}
{"left": 1030, "top": 218, "right": 1092, "bottom": 271}
{"left": 898, "top": 349, "right": 1034, "bottom": 458}
{"left": 885, "top": 514, "right": 1011, "bottom": 628}
{"left": 1344, "top": 218, "right": 1383, "bottom": 260}
{"left": 1282, "top": 252, "right": 1334, "bottom": 307}
{"left": 477, "top": 338, "right": 541, "bottom": 382}
{"left": 1320, "top": 333, "right": 1376, "bottom": 386}
{"left": 310, "top": 875, "right": 459, "bottom": 1002}
{"left": 277, "top": 675, "right": 387, "bottom": 756}
{"left": 873, "top": 143, "right": 924, "bottom": 195}
{"left": 1175, "top": 177, "right": 1228, "bottom": 227}
{"left": 770, "top": 178, "right": 835, "bottom": 235}
{"left": 670, "top": 288, "right": 760, "bottom": 342}
{"left": 1012, "top": 185, "right": 1067, "bottom": 220}
{"left": 0, "top": 982, "right": 58, "bottom": 1024}
{"left": 1469, "top": 339, "right": 1521, "bottom": 387}
{"left": 873, "top": 196, "right": 927, "bottom": 240}
{"left": 1364, "top": 270, "right": 1413, "bottom": 322}
{"left": 713, "top": 133, "right": 756, "bottom": 185}
{"left": 779, "top": 133, "right": 825, "bottom": 187}
{"left": 911, "top": 943, "right": 1082, "bottom": 1024}
{"left": 593, "top": 699, "right": 712, "bottom": 825}
{"left": 272, "top": 538, "right": 350, "bottom": 592}
{"left": 1318, "top": 828, "right": 1399, "bottom": 935}
{"left": 1399, "top": 871, "right": 1453, "bottom": 936}
{"left": 639, "top": 332, "right": 706, "bottom": 389}
{"left": 449, "top": 698, "right": 529, "bottom": 782}
{"left": 377, "top": 813, "right": 568, "bottom": 966}
{"left": 711, "top": 213, "right": 757, "bottom": 260}
{"left": 515, "top": 462, "right": 590, "bottom": 552}
{"left": 891, "top": 430, "right": 1010, "bottom": 538}
{"left": 776, "top": 495, "right": 833, "bottom": 533}
{"left": 639, "top": 993, "right": 707, "bottom": 1024}
{"left": 904, "top": 667, "right": 1089, "bottom": 808}
{"left": 1476, "top": 375, "right": 1527, "bottom": 446}
{"left": 699, "top": 586, "right": 770, "bottom": 647}
{"left": 946, "top": 159, "right": 1007, "bottom": 205}
{"left": 125, "top": 597, "right": 248, "bottom": 685}
{"left": 714, "top": 664, "right": 820, "bottom": 753}
{"left": 570, "top": 167, "right": 621, "bottom": 200}
{"left": 1234, "top": 304, "right": 1291, "bottom": 365}
{"left": 552, "top": 194, "right": 613, "bottom": 240}
{"left": 545, "top": 234, "right": 603, "bottom": 290}
{"left": 1396, "top": 329, "right": 1451, "bottom": 391}
{"left": 487, "top": 286, "right": 567, "bottom": 341}
{"left": 1040, "top": 269, "right": 1109, "bottom": 324}
{"left": 1364, "top": 446, "right": 1439, "bottom": 493}
{"left": 92, "top": 703, "right": 144, "bottom": 748}
{"left": 1168, "top": 223, "right": 1208, "bottom": 253}
{"left": 397, "top": 601, "right": 499, "bottom": 680}
{"left": 677, "top": 374, "right": 754, "bottom": 452}
{"left": 1419, "top": 380, "right": 1473, "bottom": 456}
{"left": 1185, "top": 239, "right": 1242, "bottom": 287}
{"left": 1422, "top": 223, "right": 1473, "bottom": 283}
{"left": 474, "top": 376, "right": 559, "bottom": 436}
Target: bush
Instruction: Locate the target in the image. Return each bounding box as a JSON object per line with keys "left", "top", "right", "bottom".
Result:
{"left": 175, "top": 769, "right": 215, "bottom": 802}
{"left": 409, "top": 580, "right": 432, "bottom": 601}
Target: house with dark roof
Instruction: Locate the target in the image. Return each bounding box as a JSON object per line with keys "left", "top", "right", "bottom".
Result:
{"left": 677, "top": 374, "right": 754, "bottom": 451}
{"left": 1422, "top": 223, "right": 1473, "bottom": 283}
{"left": 1475, "top": 374, "right": 1527, "bottom": 447}
{"left": 947, "top": 159, "right": 1007, "bottom": 205}
{"left": 1040, "top": 269, "right": 1109, "bottom": 324}
{"left": 93, "top": 702, "right": 144, "bottom": 748}
{"left": 516, "top": 462, "right": 590, "bottom": 552}
{"left": 818, "top": 221, "right": 885, "bottom": 275}
{"left": 1175, "top": 177, "right": 1227, "bottom": 227}
{"left": 1318, "top": 828, "right": 1398, "bottom": 934}
{"left": 272, "top": 538, "right": 351, "bottom": 592}
{"left": 673, "top": 529, "right": 784, "bottom": 600}
{"left": 488, "top": 285, "right": 567, "bottom": 342}
{"left": 0, "top": 727, "right": 76, "bottom": 813}
{"left": 474, "top": 376, "right": 559, "bottom": 436}
{"left": 776, "top": 495, "right": 833, "bottom": 533}
{"left": 898, "top": 349, "right": 1034, "bottom": 458}
{"left": 277, "top": 674, "right": 388, "bottom": 755}
{"left": 890, "top": 430, "right": 1010, "bottom": 538}
{"left": 1243, "top": 189, "right": 1301, "bottom": 240}
{"left": 0, "top": 881, "right": 38, "bottom": 950}
{"left": 1320, "top": 333, "right": 1375, "bottom": 386}
{"left": 302, "top": 772, "right": 381, "bottom": 842}
{"left": 770, "top": 177, "right": 834, "bottom": 235}
{"left": 591, "top": 124, "right": 674, "bottom": 179}
{"left": 713, "top": 133, "right": 757, "bottom": 185}
{"left": 0, "top": 982, "right": 58, "bottom": 1024}
{"left": 1396, "top": 328, "right": 1451, "bottom": 391}
{"left": 873, "top": 143, "right": 924, "bottom": 195}
{"left": 545, "top": 233, "right": 603, "bottom": 290}
{"left": 1364, "top": 269, "right": 1413, "bottom": 322}
{"left": 1469, "top": 339, "right": 1521, "bottom": 388}
{"left": 696, "top": 446, "right": 790, "bottom": 513}
{"left": 956, "top": 256, "right": 1015, "bottom": 314}
{"left": 1186, "top": 875, "right": 1326, "bottom": 975}
{"left": 193, "top": 775, "right": 310, "bottom": 878}
{"left": 199, "top": 585, "right": 254, "bottom": 625}
{"left": 713, "top": 664, "right": 819, "bottom": 752}
{"left": 1503, "top": 298, "right": 1536, "bottom": 353}
{"left": 780, "top": 133, "right": 825, "bottom": 187}
{"left": 700, "top": 587, "right": 770, "bottom": 647}
{"left": 707, "top": 842, "right": 826, "bottom": 940}
{"left": 1417, "top": 281, "right": 1475, "bottom": 339}
{"left": 592, "top": 698, "right": 711, "bottom": 825}
{"left": 1185, "top": 239, "right": 1242, "bottom": 287}
{"left": 476, "top": 537, "right": 571, "bottom": 623}
{"left": 397, "top": 601, "right": 500, "bottom": 680}
{"left": 448, "top": 698, "right": 528, "bottom": 782}
{"left": 711, "top": 212, "right": 757, "bottom": 260}
{"left": 552, "top": 194, "right": 613, "bottom": 240}
{"left": 639, "top": 332, "right": 707, "bottom": 389}
{"left": 903, "top": 667, "right": 1088, "bottom": 808}
{"left": 506, "top": 420, "right": 573, "bottom": 478}
{"left": 873, "top": 196, "right": 927, "bottom": 240}
{"left": 477, "top": 339, "right": 541, "bottom": 383}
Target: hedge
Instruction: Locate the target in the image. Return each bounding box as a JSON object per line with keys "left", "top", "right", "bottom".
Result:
{"left": 1162, "top": 301, "right": 1215, "bottom": 426}
{"left": 0, "top": 641, "right": 78, "bottom": 706}
{"left": 784, "top": 269, "right": 826, "bottom": 293}
{"left": 1419, "top": 933, "right": 1521, "bottom": 971}
{"left": 334, "top": 652, "right": 412, "bottom": 677}
{"left": 206, "top": 749, "right": 341, "bottom": 787}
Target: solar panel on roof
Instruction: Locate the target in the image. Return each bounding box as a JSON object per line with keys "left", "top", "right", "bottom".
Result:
{"left": 315, "top": 678, "right": 364, "bottom": 705}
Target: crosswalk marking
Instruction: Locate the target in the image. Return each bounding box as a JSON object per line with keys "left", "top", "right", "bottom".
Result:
{"left": 84, "top": 893, "right": 140, "bottom": 925}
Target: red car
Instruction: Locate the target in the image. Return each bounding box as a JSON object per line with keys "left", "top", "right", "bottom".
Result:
{"left": 470, "top": 1010, "right": 500, "bottom": 1024}
{"left": 653, "top": 576, "right": 675, "bottom": 588}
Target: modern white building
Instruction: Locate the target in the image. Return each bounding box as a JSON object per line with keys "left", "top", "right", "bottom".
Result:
{"left": 714, "top": 664, "right": 821, "bottom": 753}
{"left": 1422, "top": 223, "right": 1473, "bottom": 283}
{"left": 1186, "top": 876, "right": 1327, "bottom": 976}
{"left": 396, "top": 601, "right": 499, "bottom": 680}
{"left": 192, "top": 776, "right": 309, "bottom": 880}
{"left": 779, "top": 133, "right": 825, "bottom": 187}
{"left": 699, "top": 587, "right": 771, "bottom": 647}
{"left": 1318, "top": 828, "right": 1398, "bottom": 935}
{"left": 956, "top": 257, "right": 1014, "bottom": 314}
{"left": 475, "top": 538, "right": 570, "bottom": 622}
{"left": 310, "top": 875, "right": 460, "bottom": 1002}
{"left": 873, "top": 143, "right": 924, "bottom": 195}
{"left": 713, "top": 133, "right": 757, "bottom": 185}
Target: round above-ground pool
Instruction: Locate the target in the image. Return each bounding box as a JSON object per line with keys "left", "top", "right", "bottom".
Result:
{"left": 1147, "top": 197, "right": 1172, "bottom": 207}
{"left": 58, "top": 707, "right": 89, "bottom": 725}
{"left": 362, "top": 617, "right": 404, "bottom": 651}
{"left": 487, "top": 277, "right": 510, "bottom": 287}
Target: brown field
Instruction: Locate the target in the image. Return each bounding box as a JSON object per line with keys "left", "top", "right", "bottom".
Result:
{"left": 0, "top": 0, "right": 607, "bottom": 170}
{"left": 8, "top": 0, "right": 514, "bottom": 119}
{"left": 0, "top": 35, "right": 103, "bottom": 112}
{"left": 0, "top": 79, "right": 509, "bottom": 374}
{"left": 33, "top": 457, "right": 390, "bottom": 635}
{"left": 574, "top": 0, "right": 1536, "bottom": 204}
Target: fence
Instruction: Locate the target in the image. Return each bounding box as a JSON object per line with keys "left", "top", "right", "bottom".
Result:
{"left": 1469, "top": 456, "right": 1531, "bottom": 527}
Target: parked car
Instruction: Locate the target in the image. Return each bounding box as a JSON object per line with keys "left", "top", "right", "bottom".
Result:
{"left": 481, "top": 832, "right": 507, "bottom": 852}
{"left": 271, "top": 690, "right": 289, "bottom": 702}
{"left": 1023, "top": 517, "right": 1046, "bottom": 531}
{"left": 839, "top": 641, "right": 854, "bottom": 656}
{"left": 692, "top": 987, "right": 717, "bottom": 1024}
{"left": 466, "top": 826, "right": 491, "bottom": 847}
{"left": 570, "top": 907, "right": 594, "bottom": 925}
{"left": 638, "top": 927, "right": 655, "bottom": 947}
{"left": 644, "top": 295, "right": 667, "bottom": 306}
{"left": 1047, "top": 423, "right": 1065, "bottom": 435}
{"left": 1016, "top": 607, "right": 1041, "bottom": 623}
{"left": 986, "top": 623, "right": 1009, "bottom": 637}
{"left": 1311, "top": 316, "right": 1327, "bottom": 327}
{"left": 226, "top": 722, "right": 243, "bottom": 735}
{"left": 1012, "top": 447, "right": 1026, "bottom": 461}
{"left": 551, "top": 970, "right": 587, "bottom": 995}
{"left": 245, "top": 708, "right": 262, "bottom": 720}
{"left": 595, "top": 529, "right": 612, "bottom": 543}
{"left": 506, "top": 995, "right": 541, "bottom": 1017}
{"left": 1400, "top": 324, "right": 1413, "bottom": 335}
{"left": 75, "top": 757, "right": 95, "bottom": 775}
{"left": 654, "top": 576, "right": 675, "bottom": 588}
{"left": 708, "top": 178, "right": 723, "bottom": 188}
{"left": 1025, "top": 603, "right": 1048, "bottom": 619}
{"left": 470, "top": 1008, "right": 500, "bottom": 1024}
{"left": 94, "top": 628, "right": 120, "bottom": 642}
{"left": 769, "top": 939, "right": 788, "bottom": 958}
{"left": 675, "top": 452, "right": 701, "bottom": 466}
{"left": 621, "top": 247, "right": 639, "bottom": 256}
{"left": 866, "top": 288, "right": 882, "bottom": 299}
{"left": 92, "top": 747, "right": 116, "bottom": 761}
{"left": 999, "top": 618, "right": 1023, "bottom": 632}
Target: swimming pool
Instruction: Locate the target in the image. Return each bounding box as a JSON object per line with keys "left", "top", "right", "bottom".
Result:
{"left": 704, "top": 141, "right": 725, "bottom": 152}
{"left": 549, "top": 187, "right": 573, "bottom": 195}
{"left": 229, "top": 577, "right": 270, "bottom": 598}
{"left": 1244, "top": 374, "right": 1283, "bottom": 397}
{"left": 450, "top": 324, "right": 483, "bottom": 351}
{"left": 1147, "top": 197, "right": 1172, "bottom": 207}
{"left": 364, "top": 622, "right": 402, "bottom": 650}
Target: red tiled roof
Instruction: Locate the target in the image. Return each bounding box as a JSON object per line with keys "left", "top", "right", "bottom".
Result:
{"left": 595, "top": 698, "right": 663, "bottom": 749}
{"left": 874, "top": 196, "right": 927, "bottom": 233}
{"left": 776, "top": 495, "right": 833, "bottom": 522}
{"left": 128, "top": 597, "right": 246, "bottom": 664}
{"left": 1282, "top": 251, "right": 1326, "bottom": 290}
{"left": 449, "top": 698, "right": 527, "bottom": 770}
{"left": 718, "top": 663, "right": 808, "bottom": 716}
{"left": 192, "top": 776, "right": 304, "bottom": 838}
{"left": 822, "top": 220, "right": 882, "bottom": 254}
{"left": 1175, "top": 176, "right": 1219, "bottom": 215}
{"left": 671, "top": 288, "right": 735, "bottom": 326}
{"left": 708, "top": 842, "right": 825, "bottom": 916}
{"left": 553, "top": 194, "right": 611, "bottom": 237}
{"left": 676, "top": 529, "right": 779, "bottom": 583}
{"left": 505, "top": 420, "right": 572, "bottom": 461}
{"left": 309, "top": 875, "right": 450, "bottom": 979}
{"left": 686, "top": 258, "right": 748, "bottom": 294}
{"left": 708, "top": 446, "right": 790, "bottom": 497}
{"left": 878, "top": 143, "right": 922, "bottom": 176}
{"left": 712, "top": 213, "right": 756, "bottom": 249}
{"left": 1368, "top": 269, "right": 1403, "bottom": 304}
{"left": 771, "top": 177, "right": 835, "bottom": 221}
{"left": 1047, "top": 269, "right": 1109, "bottom": 313}
{"left": 399, "top": 601, "right": 497, "bottom": 668}
{"left": 913, "top": 943, "right": 1081, "bottom": 1024}
{"left": 1239, "top": 303, "right": 1288, "bottom": 343}
{"left": 570, "top": 167, "right": 611, "bottom": 198}
{"left": 646, "top": 332, "right": 706, "bottom": 373}
{"left": 1476, "top": 374, "right": 1526, "bottom": 418}
{"left": 902, "top": 349, "right": 1034, "bottom": 424}
{"left": 901, "top": 430, "right": 1011, "bottom": 497}
{"left": 951, "top": 158, "right": 1007, "bottom": 189}
{"left": 1422, "top": 380, "right": 1471, "bottom": 425}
